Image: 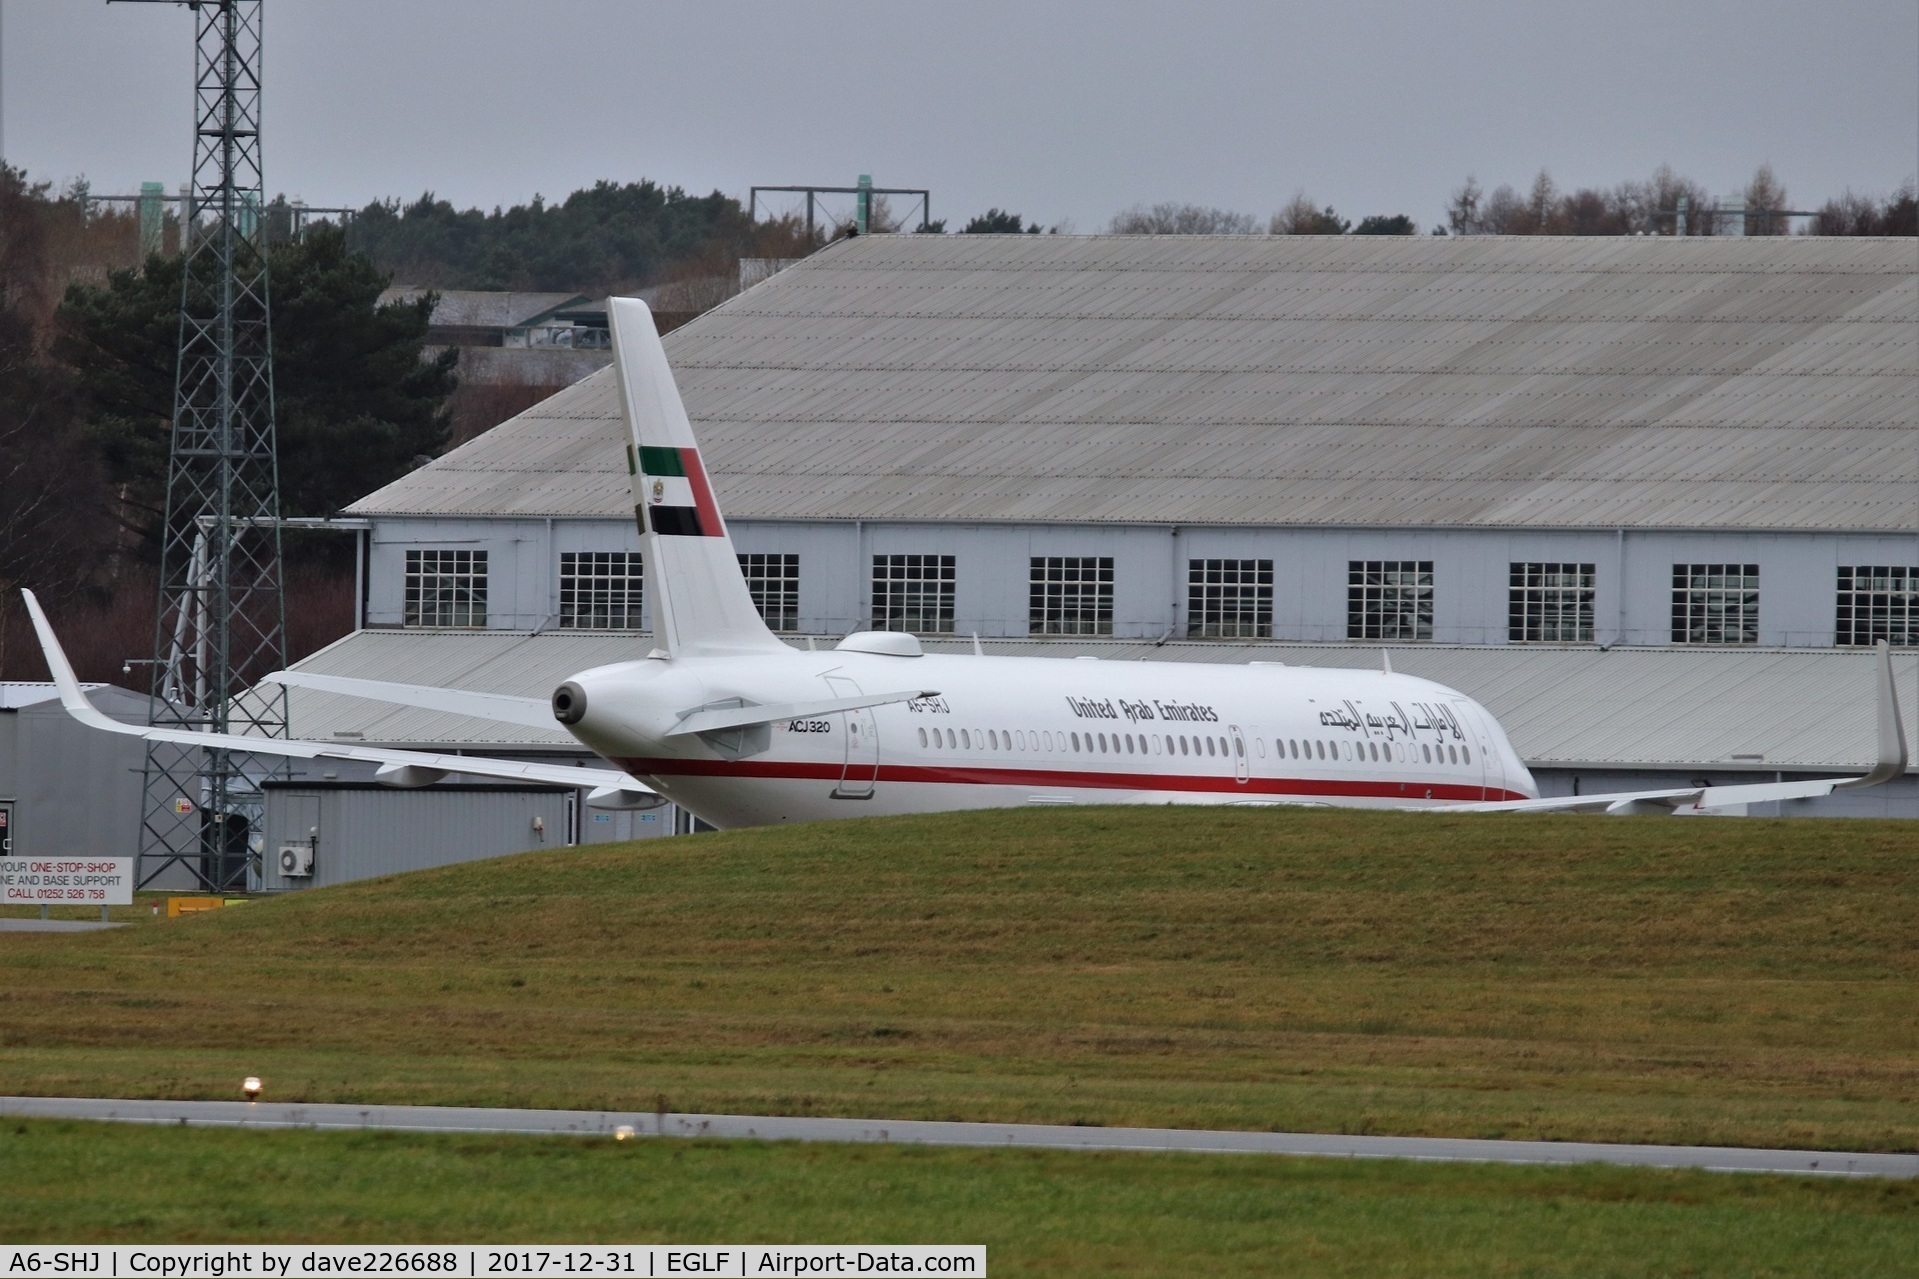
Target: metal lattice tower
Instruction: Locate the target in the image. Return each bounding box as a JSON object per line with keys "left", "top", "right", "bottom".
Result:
{"left": 131, "top": 0, "right": 288, "bottom": 891}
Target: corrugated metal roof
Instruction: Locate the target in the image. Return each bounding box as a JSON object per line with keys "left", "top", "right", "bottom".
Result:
{"left": 350, "top": 234, "right": 1918, "bottom": 529}
{"left": 284, "top": 629, "right": 1913, "bottom": 772}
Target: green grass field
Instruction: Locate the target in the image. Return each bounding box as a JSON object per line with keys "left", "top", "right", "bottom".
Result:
{"left": 3, "top": 1120, "right": 1915, "bottom": 1276}
{"left": 2, "top": 807, "right": 1915, "bottom": 1152}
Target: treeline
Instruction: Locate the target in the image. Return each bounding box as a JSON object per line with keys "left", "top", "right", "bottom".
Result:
{"left": 347, "top": 180, "right": 815, "bottom": 293}
{"left": 1446, "top": 165, "right": 1916, "bottom": 237}
{"left": 0, "top": 165, "right": 460, "bottom": 676}
{"left": 1105, "top": 166, "right": 1917, "bottom": 237}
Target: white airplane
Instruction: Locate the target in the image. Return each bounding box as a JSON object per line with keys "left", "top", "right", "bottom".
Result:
{"left": 24, "top": 299, "right": 1908, "bottom": 828}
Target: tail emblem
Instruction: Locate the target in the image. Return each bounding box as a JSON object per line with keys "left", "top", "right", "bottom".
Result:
{"left": 638, "top": 444, "right": 726, "bottom": 538}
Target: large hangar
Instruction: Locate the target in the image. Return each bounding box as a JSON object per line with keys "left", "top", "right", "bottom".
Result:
{"left": 283, "top": 232, "right": 1919, "bottom": 816}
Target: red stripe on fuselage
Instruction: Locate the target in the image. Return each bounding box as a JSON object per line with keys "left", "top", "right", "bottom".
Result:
{"left": 613, "top": 756, "right": 1526, "bottom": 803}
{"left": 680, "top": 448, "right": 727, "bottom": 538}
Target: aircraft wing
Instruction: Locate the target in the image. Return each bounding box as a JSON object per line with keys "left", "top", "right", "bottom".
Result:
{"left": 21, "top": 591, "right": 657, "bottom": 808}
{"left": 1438, "top": 639, "right": 1908, "bottom": 815}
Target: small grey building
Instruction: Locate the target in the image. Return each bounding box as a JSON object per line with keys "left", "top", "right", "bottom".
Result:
{"left": 0, "top": 683, "right": 150, "bottom": 862}
{"left": 258, "top": 781, "right": 608, "bottom": 891}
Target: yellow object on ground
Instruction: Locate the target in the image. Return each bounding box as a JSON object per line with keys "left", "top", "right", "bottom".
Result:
{"left": 165, "top": 898, "right": 223, "bottom": 918}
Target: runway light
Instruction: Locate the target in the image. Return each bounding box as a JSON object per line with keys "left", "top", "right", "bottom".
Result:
{"left": 613, "top": 1125, "right": 635, "bottom": 1141}
{"left": 242, "top": 1076, "right": 262, "bottom": 1101}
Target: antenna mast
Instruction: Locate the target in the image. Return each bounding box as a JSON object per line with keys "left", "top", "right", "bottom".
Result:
{"left": 121, "top": 0, "right": 288, "bottom": 892}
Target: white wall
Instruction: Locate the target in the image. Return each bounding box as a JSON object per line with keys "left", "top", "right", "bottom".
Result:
{"left": 364, "top": 516, "right": 1919, "bottom": 649}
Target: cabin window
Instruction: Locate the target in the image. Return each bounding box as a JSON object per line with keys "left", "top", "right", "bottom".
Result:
{"left": 918, "top": 728, "right": 928, "bottom": 748}
{"left": 1835, "top": 566, "right": 1919, "bottom": 646}
{"left": 1447, "top": 744, "right": 1457, "bottom": 764}
{"left": 1204, "top": 737, "right": 1215, "bottom": 757}
{"left": 1029, "top": 556, "right": 1115, "bottom": 636}
{"left": 1255, "top": 738, "right": 1265, "bottom": 759}
{"left": 739, "top": 553, "right": 801, "bottom": 631}
{"left": 1126, "top": 735, "right": 1136, "bottom": 754}
{"left": 1463, "top": 746, "right": 1472, "bottom": 765}
{"left": 1671, "top": 563, "right": 1759, "bottom": 645}
{"left": 1187, "top": 559, "right": 1274, "bottom": 638}
{"left": 405, "top": 550, "right": 488, "bottom": 628}
{"left": 946, "top": 728, "right": 957, "bottom": 749}
{"left": 558, "top": 551, "right": 638, "bottom": 629}
{"left": 1509, "top": 562, "right": 1595, "bottom": 643}
{"left": 1421, "top": 744, "right": 1431, "bottom": 763}
{"left": 960, "top": 729, "right": 971, "bottom": 750}
{"left": 1235, "top": 737, "right": 1246, "bottom": 758}
{"left": 872, "top": 554, "right": 956, "bottom": 633}
{"left": 1348, "top": 560, "right": 1433, "bottom": 642}
{"left": 1071, "top": 732, "right": 1081, "bottom": 751}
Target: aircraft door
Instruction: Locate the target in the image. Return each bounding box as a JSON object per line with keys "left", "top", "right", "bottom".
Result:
{"left": 824, "top": 674, "right": 878, "bottom": 799}
{"left": 1229, "top": 725, "right": 1250, "bottom": 783}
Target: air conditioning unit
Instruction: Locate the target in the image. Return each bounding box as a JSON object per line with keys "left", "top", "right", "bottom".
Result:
{"left": 278, "top": 842, "right": 314, "bottom": 877}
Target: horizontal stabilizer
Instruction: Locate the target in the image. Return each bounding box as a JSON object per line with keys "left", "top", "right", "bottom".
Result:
{"left": 264, "top": 670, "right": 556, "bottom": 730}
{"left": 667, "top": 689, "right": 940, "bottom": 738}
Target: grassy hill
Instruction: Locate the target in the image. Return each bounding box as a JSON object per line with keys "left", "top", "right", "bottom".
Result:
{"left": 3, "top": 807, "right": 1916, "bottom": 1151}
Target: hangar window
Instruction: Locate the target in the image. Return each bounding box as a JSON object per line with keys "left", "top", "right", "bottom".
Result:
{"left": 558, "top": 551, "right": 641, "bottom": 629}
{"left": 1030, "top": 557, "right": 1115, "bottom": 636}
{"left": 1347, "top": 561, "right": 1433, "bottom": 641}
{"left": 872, "top": 554, "right": 956, "bottom": 633}
{"left": 739, "top": 553, "right": 801, "bottom": 631}
{"left": 1508, "top": 562, "right": 1595, "bottom": 643}
{"left": 404, "top": 550, "right": 487, "bottom": 628}
{"left": 1187, "top": 559, "right": 1274, "bottom": 638}
{"left": 1836, "top": 567, "right": 1919, "bottom": 646}
{"left": 1671, "top": 564, "right": 1759, "bottom": 645}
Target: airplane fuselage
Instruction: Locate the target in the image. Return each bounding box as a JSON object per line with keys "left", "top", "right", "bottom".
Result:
{"left": 557, "top": 648, "right": 1538, "bottom": 828}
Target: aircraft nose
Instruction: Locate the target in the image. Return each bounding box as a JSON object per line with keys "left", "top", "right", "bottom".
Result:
{"left": 552, "top": 680, "right": 588, "bottom": 725}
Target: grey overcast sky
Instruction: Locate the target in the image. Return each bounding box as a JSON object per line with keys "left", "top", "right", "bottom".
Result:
{"left": 2, "top": 0, "right": 1915, "bottom": 232}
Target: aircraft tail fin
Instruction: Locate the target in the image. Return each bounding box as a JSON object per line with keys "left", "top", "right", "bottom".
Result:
{"left": 609, "top": 297, "right": 785, "bottom": 658}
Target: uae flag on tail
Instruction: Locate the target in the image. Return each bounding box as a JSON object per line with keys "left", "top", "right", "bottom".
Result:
{"left": 635, "top": 445, "right": 726, "bottom": 537}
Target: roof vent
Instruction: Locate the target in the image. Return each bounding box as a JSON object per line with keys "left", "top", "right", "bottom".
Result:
{"left": 836, "top": 631, "right": 923, "bottom": 658}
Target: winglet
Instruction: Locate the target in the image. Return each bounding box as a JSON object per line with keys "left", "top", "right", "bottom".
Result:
{"left": 1838, "top": 639, "right": 1907, "bottom": 789}
{"left": 20, "top": 589, "right": 127, "bottom": 734}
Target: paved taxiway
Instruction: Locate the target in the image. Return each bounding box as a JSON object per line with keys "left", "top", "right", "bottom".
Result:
{"left": 4, "top": 1096, "right": 1913, "bottom": 1178}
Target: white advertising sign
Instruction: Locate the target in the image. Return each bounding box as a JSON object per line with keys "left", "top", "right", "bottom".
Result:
{"left": 0, "top": 856, "right": 135, "bottom": 906}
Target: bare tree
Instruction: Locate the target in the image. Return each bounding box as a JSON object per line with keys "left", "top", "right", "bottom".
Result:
{"left": 1806, "top": 181, "right": 1916, "bottom": 236}
{"left": 1744, "top": 164, "right": 1791, "bottom": 236}
{"left": 1108, "top": 202, "right": 1258, "bottom": 235}
{"left": 1523, "top": 170, "right": 1560, "bottom": 233}
{"left": 1269, "top": 193, "right": 1347, "bottom": 235}
{"left": 1446, "top": 177, "right": 1483, "bottom": 235}
{"left": 1479, "top": 184, "right": 1526, "bottom": 234}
